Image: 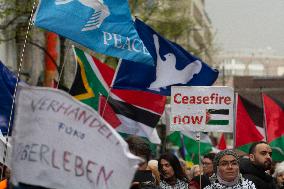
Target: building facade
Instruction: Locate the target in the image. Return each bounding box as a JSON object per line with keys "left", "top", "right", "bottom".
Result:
{"left": 214, "top": 50, "right": 284, "bottom": 86}
{"left": 187, "top": 0, "right": 215, "bottom": 63}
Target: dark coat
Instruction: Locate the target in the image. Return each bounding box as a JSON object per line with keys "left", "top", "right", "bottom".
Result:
{"left": 239, "top": 158, "right": 276, "bottom": 189}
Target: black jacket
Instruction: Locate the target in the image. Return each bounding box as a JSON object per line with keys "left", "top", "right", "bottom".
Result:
{"left": 239, "top": 158, "right": 276, "bottom": 189}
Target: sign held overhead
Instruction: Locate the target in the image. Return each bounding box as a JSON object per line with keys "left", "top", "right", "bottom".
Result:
{"left": 171, "top": 86, "right": 234, "bottom": 133}
{"left": 11, "top": 85, "right": 141, "bottom": 189}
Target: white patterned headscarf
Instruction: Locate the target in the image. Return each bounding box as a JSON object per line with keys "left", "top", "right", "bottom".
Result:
{"left": 213, "top": 149, "right": 240, "bottom": 173}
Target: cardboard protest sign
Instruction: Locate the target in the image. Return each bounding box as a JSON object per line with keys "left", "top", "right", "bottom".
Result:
{"left": 171, "top": 86, "right": 234, "bottom": 132}
{"left": 12, "top": 85, "right": 141, "bottom": 189}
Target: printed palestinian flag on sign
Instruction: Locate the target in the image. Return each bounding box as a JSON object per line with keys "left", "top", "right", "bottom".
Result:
{"left": 206, "top": 109, "right": 229, "bottom": 125}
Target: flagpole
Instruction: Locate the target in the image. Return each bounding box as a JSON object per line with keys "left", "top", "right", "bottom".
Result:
{"left": 101, "top": 59, "right": 121, "bottom": 118}
{"left": 196, "top": 131, "right": 201, "bottom": 189}
{"left": 233, "top": 92, "right": 238, "bottom": 148}
{"left": 260, "top": 87, "right": 268, "bottom": 142}
{"left": 68, "top": 45, "right": 78, "bottom": 93}
{"left": 100, "top": 88, "right": 113, "bottom": 119}
{"left": 56, "top": 40, "right": 72, "bottom": 89}
{"left": 0, "top": 1, "right": 37, "bottom": 181}
{"left": 110, "top": 59, "right": 122, "bottom": 88}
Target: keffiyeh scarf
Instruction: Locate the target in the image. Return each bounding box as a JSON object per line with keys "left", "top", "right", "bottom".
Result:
{"left": 204, "top": 175, "right": 256, "bottom": 189}
{"left": 160, "top": 179, "right": 188, "bottom": 189}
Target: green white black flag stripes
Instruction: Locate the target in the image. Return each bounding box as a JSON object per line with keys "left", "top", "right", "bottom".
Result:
{"left": 182, "top": 130, "right": 213, "bottom": 154}
{"left": 70, "top": 47, "right": 166, "bottom": 144}
{"left": 206, "top": 109, "right": 229, "bottom": 125}
{"left": 167, "top": 131, "right": 212, "bottom": 164}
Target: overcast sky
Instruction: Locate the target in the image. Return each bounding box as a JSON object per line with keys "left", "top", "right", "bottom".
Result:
{"left": 205, "top": 0, "right": 284, "bottom": 55}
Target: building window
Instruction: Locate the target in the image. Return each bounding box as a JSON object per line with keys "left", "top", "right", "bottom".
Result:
{"left": 248, "top": 64, "right": 264, "bottom": 76}
{"left": 277, "top": 66, "right": 284, "bottom": 76}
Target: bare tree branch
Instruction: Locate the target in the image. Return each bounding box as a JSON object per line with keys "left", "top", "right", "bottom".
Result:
{"left": 27, "top": 40, "right": 59, "bottom": 71}
{"left": 0, "top": 8, "right": 30, "bottom": 30}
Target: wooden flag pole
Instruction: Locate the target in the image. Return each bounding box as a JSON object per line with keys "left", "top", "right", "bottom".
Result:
{"left": 233, "top": 92, "right": 238, "bottom": 149}
{"left": 100, "top": 59, "right": 122, "bottom": 119}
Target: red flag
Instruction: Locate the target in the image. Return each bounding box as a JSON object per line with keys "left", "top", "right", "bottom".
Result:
{"left": 217, "top": 133, "right": 227, "bottom": 150}
{"left": 263, "top": 94, "right": 284, "bottom": 143}
{"left": 44, "top": 32, "right": 58, "bottom": 87}
{"left": 99, "top": 95, "right": 121, "bottom": 129}
{"left": 235, "top": 95, "right": 264, "bottom": 152}
{"left": 263, "top": 94, "right": 284, "bottom": 160}
{"left": 70, "top": 47, "right": 167, "bottom": 143}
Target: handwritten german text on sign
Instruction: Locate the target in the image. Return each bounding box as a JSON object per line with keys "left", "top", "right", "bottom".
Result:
{"left": 12, "top": 85, "right": 140, "bottom": 189}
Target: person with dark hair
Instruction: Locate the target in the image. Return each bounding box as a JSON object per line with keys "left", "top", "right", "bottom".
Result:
{"left": 202, "top": 153, "right": 216, "bottom": 177}
{"left": 204, "top": 149, "right": 256, "bottom": 189}
{"left": 126, "top": 136, "right": 160, "bottom": 189}
{"left": 240, "top": 141, "right": 276, "bottom": 189}
{"left": 158, "top": 152, "right": 188, "bottom": 189}
{"left": 188, "top": 153, "right": 215, "bottom": 189}
{"left": 126, "top": 136, "right": 152, "bottom": 171}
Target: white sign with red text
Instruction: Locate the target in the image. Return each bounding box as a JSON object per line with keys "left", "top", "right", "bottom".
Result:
{"left": 171, "top": 86, "right": 234, "bottom": 132}
{"left": 12, "top": 85, "right": 141, "bottom": 189}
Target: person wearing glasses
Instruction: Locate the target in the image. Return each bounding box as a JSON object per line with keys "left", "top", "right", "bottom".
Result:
{"left": 204, "top": 149, "right": 256, "bottom": 189}
{"left": 188, "top": 153, "right": 215, "bottom": 189}
{"left": 202, "top": 153, "right": 216, "bottom": 178}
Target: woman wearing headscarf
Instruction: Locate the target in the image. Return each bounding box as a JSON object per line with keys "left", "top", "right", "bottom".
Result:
{"left": 273, "top": 161, "right": 284, "bottom": 189}
{"left": 158, "top": 152, "right": 189, "bottom": 189}
{"left": 204, "top": 149, "right": 256, "bottom": 189}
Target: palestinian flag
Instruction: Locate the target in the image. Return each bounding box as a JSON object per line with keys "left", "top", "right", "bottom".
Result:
{"left": 240, "top": 94, "right": 265, "bottom": 137}
{"left": 99, "top": 95, "right": 162, "bottom": 144}
{"left": 263, "top": 94, "right": 284, "bottom": 161}
{"left": 98, "top": 95, "right": 121, "bottom": 129}
{"left": 70, "top": 47, "right": 166, "bottom": 143}
{"left": 235, "top": 95, "right": 264, "bottom": 153}
{"left": 217, "top": 133, "right": 227, "bottom": 150}
{"left": 206, "top": 109, "right": 229, "bottom": 125}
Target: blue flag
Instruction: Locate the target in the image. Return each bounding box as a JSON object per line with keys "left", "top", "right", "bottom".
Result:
{"left": 33, "top": 0, "right": 152, "bottom": 64}
{"left": 113, "top": 19, "right": 219, "bottom": 96}
{"left": 0, "top": 61, "right": 17, "bottom": 135}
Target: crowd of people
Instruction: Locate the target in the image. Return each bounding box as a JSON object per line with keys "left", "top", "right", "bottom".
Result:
{"left": 126, "top": 136, "right": 284, "bottom": 189}
{"left": 1, "top": 137, "right": 284, "bottom": 189}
